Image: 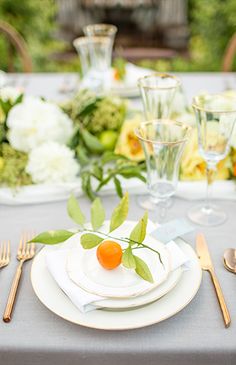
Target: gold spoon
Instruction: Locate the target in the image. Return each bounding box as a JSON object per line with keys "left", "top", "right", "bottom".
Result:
{"left": 223, "top": 248, "right": 236, "bottom": 274}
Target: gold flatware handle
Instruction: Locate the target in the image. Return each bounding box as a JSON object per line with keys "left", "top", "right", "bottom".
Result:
{"left": 3, "top": 262, "right": 23, "bottom": 323}
{"left": 209, "top": 269, "right": 231, "bottom": 328}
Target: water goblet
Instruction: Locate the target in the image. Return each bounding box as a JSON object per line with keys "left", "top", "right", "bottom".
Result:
{"left": 137, "top": 73, "right": 181, "bottom": 210}
{"left": 188, "top": 93, "right": 236, "bottom": 226}
{"left": 83, "top": 23, "right": 117, "bottom": 47}
{"left": 73, "top": 36, "right": 112, "bottom": 93}
{"left": 138, "top": 73, "right": 181, "bottom": 120}
{"left": 135, "top": 120, "right": 192, "bottom": 221}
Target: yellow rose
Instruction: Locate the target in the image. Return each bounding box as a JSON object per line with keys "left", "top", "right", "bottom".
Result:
{"left": 115, "top": 115, "right": 145, "bottom": 161}
{"left": 180, "top": 129, "right": 230, "bottom": 180}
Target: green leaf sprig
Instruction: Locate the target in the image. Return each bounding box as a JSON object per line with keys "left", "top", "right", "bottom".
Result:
{"left": 80, "top": 151, "right": 146, "bottom": 201}
{"left": 30, "top": 193, "right": 162, "bottom": 283}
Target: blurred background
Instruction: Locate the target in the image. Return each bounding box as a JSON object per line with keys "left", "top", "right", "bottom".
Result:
{"left": 0, "top": 0, "right": 235, "bottom": 73}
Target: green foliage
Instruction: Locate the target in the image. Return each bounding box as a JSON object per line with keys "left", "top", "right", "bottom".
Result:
{"left": 0, "top": 143, "right": 32, "bottom": 187}
{"left": 189, "top": 0, "right": 236, "bottom": 71}
{"left": 122, "top": 247, "right": 136, "bottom": 269}
{"left": 30, "top": 230, "right": 74, "bottom": 244}
{"left": 134, "top": 255, "right": 154, "bottom": 283}
{"left": 1, "top": 0, "right": 234, "bottom": 72}
{"left": 80, "top": 152, "right": 146, "bottom": 201}
{"left": 67, "top": 194, "right": 86, "bottom": 226}
{"left": 31, "top": 193, "right": 162, "bottom": 283}
{"left": 0, "top": 0, "right": 60, "bottom": 71}
{"left": 109, "top": 192, "right": 129, "bottom": 232}
{"left": 139, "top": 1, "right": 236, "bottom": 72}
{"left": 80, "top": 233, "right": 103, "bottom": 249}
{"left": 91, "top": 198, "right": 105, "bottom": 230}
{"left": 129, "top": 212, "right": 148, "bottom": 244}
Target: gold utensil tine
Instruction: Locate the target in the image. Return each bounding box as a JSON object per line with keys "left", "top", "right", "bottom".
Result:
{"left": 0, "top": 240, "right": 10, "bottom": 269}
{"left": 196, "top": 233, "right": 231, "bottom": 328}
{"left": 3, "top": 232, "right": 36, "bottom": 323}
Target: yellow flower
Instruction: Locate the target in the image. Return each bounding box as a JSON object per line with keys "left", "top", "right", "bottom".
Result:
{"left": 180, "top": 129, "right": 230, "bottom": 181}
{"left": 0, "top": 157, "right": 4, "bottom": 171}
{"left": 115, "top": 115, "right": 145, "bottom": 161}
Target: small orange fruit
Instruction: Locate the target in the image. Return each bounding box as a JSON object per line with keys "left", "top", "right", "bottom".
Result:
{"left": 96, "top": 240, "right": 122, "bottom": 270}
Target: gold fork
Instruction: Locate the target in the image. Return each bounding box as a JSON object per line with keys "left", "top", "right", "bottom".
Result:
{"left": 3, "top": 232, "right": 35, "bottom": 323}
{"left": 0, "top": 241, "right": 10, "bottom": 269}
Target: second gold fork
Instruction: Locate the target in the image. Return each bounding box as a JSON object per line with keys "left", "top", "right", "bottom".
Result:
{"left": 3, "top": 232, "right": 35, "bottom": 323}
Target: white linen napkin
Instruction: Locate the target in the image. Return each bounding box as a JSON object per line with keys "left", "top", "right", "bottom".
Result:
{"left": 45, "top": 240, "right": 190, "bottom": 313}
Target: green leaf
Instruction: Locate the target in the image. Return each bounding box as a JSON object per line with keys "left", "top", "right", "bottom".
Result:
{"left": 67, "top": 194, "right": 86, "bottom": 226}
{"left": 130, "top": 212, "right": 148, "bottom": 244}
{"left": 101, "top": 151, "right": 127, "bottom": 165}
{"left": 122, "top": 247, "right": 136, "bottom": 269}
{"left": 81, "top": 172, "right": 96, "bottom": 201}
{"left": 80, "top": 233, "right": 103, "bottom": 249}
{"left": 119, "top": 170, "right": 146, "bottom": 182}
{"left": 109, "top": 192, "right": 129, "bottom": 232}
{"left": 92, "top": 164, "right": 103, "bottom": 181}
{"left": 91, "top": 197, "right": 105, "bottom": 230}
{"left": 134, "top": 255, "right": 154, "bottom": 283}
{"left": 95, "top": 173, "right": 114, "bottom": 192}
{"left": 113, "top": 176, "right": 123, "bottom": 198}
{"left": 30, "top": 230, "right": 74, "bottom": 245}
{"left": 81, "top": 129, "right": 104, "bottom": 153}
{"left": 68, "top": 126, "right": 81, "bottom": 149}
{"left": 76, "top": 145, "right": 89, "bottom": 166}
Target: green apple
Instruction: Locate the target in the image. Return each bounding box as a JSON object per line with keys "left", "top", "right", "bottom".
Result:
{"left": 99, "top": 130, "right": 118, "bottom": 151}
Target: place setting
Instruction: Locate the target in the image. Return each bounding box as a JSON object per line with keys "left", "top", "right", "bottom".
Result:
{"left": 29, "top": 192, "right": 201, "bottom": 330}
{"left": 0, "top": 22, "right": 236, "bottom": 334}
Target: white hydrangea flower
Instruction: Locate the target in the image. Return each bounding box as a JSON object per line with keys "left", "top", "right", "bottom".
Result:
{"left": 7, "top": 97, "right": 73, "bottom": 152}
{"left": 0, "top": 86, "right": 23, "bottom": 102}
{"left": 26, "top": 142, "right": 79, "bottom": 184}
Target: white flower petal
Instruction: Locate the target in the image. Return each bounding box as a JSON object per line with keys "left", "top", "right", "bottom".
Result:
{"left": 26, "top": 142, "right": 79, "bottom": 184}
{"left": 7, "top": 98, "right": 73, "bottom": 152}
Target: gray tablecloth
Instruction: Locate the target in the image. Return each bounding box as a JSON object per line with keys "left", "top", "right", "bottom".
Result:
{"left": 0, "top": 73, "right": 236, "bottom": 365}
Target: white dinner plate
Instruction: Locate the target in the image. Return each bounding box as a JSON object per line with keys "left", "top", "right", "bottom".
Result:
{"left": 31, "top": 238, "right": 202, "bottom": 330}
{"left": 66, "top": 221, "right": 170, "bottom": 299}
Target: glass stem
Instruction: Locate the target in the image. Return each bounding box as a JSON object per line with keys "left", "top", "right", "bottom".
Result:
{"left": 205, "top": 163, "right": 216, "bottom": 212}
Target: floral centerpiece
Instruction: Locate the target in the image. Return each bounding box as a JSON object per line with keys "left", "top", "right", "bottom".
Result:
{"left": 0, "top": 85, "right": 235, "bottom": 201}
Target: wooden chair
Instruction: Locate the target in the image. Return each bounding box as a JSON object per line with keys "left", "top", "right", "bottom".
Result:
{"left": 222, "top": 33, "right": 236, "bottom": 72}
{"left": 0, "top": 20, "right": 32, "bottom": 73}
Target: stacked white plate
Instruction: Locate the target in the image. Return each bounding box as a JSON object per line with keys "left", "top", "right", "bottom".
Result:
{"left": 31, "top": 220, "right": 202, "bottom": 330}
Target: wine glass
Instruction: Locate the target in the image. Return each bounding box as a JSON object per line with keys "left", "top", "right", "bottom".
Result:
{"left": 188, "top": 93, "right": 236, "bottom": 226}
{"left": 73, "top": 36, "right": 113, "bottom": 93}
{"left": 138, "top": 73, "right": 181, "bottom": 120}
{"left": 137, "top": 73, "right": 181, "bottom": 210}
{"left": 83, "top": 23, "right": 117, "bottom": 47}
{"left": 135, "top": 120, "right": 192, "bottom": 221}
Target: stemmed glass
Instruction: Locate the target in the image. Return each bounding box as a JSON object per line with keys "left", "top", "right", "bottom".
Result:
{"left": 135, "top": 120, "right": 192, "bottom": 221}
{"left": 73, "top": 36, "right": 113, "bottom": 93}
{"left": 83, "top": 23, "right": 117, "bottom": 47}
{"left": 188, "top": 93, "right": 236, "bottom": 226}
{"left": 138, "top": 73, "right": 181, "bottom": 120}
{"left": 137, "top": 73, "right": 181, "bottom": 210}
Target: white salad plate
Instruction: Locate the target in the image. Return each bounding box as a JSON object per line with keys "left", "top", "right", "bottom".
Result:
{"left": 93, "top": 266, "right": 182, "bottom": 309}
{"left": 66, "top": 221, "right": 170, "bottom": 299}
{"left": 31, "top": 238, "right": 202, "bottom": 330}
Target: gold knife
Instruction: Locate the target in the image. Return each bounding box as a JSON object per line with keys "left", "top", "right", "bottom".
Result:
{"left": 196, "top": 233, "right": 231, "bottom": 328}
